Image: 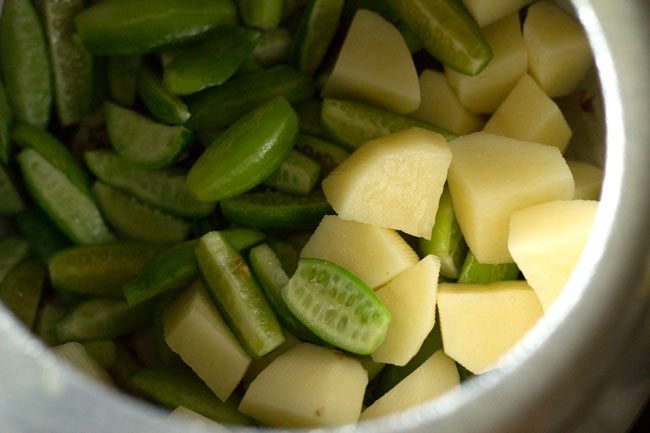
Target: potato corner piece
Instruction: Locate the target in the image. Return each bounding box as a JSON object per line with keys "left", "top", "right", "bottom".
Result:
{"left": 509, "top": 200, "right": 598, "bottom": 311}
{"left": 447, "top": 132, "right": 574, "bottom": 264}
{"left": 372, "top": 255, "right": 440, "bottom": 366}
{"left": 239, "top": 343, "right": 367, "bottom": 427}
{"left": 322, "top": 9, "right": 419, "bottom": 114}
{"left": 437, "top": 281, "right": 543, "bottom": 374}
{"left": 322, "top": 128, "right": 451, "bottom": 239}
{"left": 361, "top": 350, "right": 459, "bottom": 420}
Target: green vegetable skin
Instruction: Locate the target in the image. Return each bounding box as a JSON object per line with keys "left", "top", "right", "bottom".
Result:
{"left": 0, "top": 78, "right": 13, "bottom": 164}
{"left": 137, "top": 66, "right": 190, "bottom": 125}
{"left": 107, "top": 56, "right": 140, "bottom": 106}
{"left": 75, "top": 0, "right": 238, "bottom": 55}
{"left": 457, "top": 251, "right": 520, "bottom": 284}
{"left": 16, "top": 207, "right": 70, "bottom": 263}
{"left": 292, "top": 0, "right": 345, "bottom": 73}
{"left": 0, "top": 165, "right": 25, "bottom": 216}
{"left": 0, "top": 260, "right": 46, "bottom": 329}
{"left": 187, "top": 97, "right": 299, "bottom": 202}
{"left": 295, "top": 134, "right": 350, "bottom": 177}
{"left": 0, "top": 237, "right": 30, "bottom": 285}
{"left": 237, "top": 0, "right": 283, "bottom": 30}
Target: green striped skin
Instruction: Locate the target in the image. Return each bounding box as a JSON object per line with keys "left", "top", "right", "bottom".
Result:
{"left": 137, "top": 66, "right": 190, "bottom": 125}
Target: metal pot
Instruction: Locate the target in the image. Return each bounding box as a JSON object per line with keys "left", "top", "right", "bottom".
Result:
{"left": 1, "top": 0, "right": 649, "bottom": 432}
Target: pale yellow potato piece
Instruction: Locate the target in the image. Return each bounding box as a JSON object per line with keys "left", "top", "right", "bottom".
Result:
{"left": 411, "top": 70, "right": 484, "bottom": 135}
{"left": 462, "top": 0, "right": 534, "bottom": 27}
{"left": 53, "top": 342, "right": 113, "bottom": 386}
{"left": 483, "top": 74, "right": 572, "bottom": 152}
{"left": 169, "top": 407, "right": 230, "bottom": 432}
{"left": 437, "top": 281, "right": 543, "bottom": 374}
{"left": 361, "top": 350, "right": 459, "bottom": 420}
{"left": 446, "top": 14, "right": 527, "bottom": 114}
{"left": 447, "top": 132, "right": 574, "bottom": 264}
{"left": 322, "top": 128, "right": 451, "bottom": 238}
{"left": 301, "top": 215, "right": 419, "bottom": 288}
{"left": 239, "top": 343, "right": 367, "bottom": 428}
{"left": 164, "top": 281, "right": 251, "bottom": 401}
{"left": 322, "top": 9, "right": 419, "bottom": 113}
{"left": 508, "top": 200, "right": 598, "bottom": 311}
{"left": 567, "top": 160, "right": 603, "bottom": 200}
{"left": 372, "top": 256, "right": 440, "bottom": 366}
{"left": 524, "top": 1, "right": 592, "bottom": 98}
{"left": 242, "top": 333, "right": 301, "bottom": 388}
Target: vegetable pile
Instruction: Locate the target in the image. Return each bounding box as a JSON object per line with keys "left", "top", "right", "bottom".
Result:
{"left": 0, "top": 0, "right": 603, "bottom": 428}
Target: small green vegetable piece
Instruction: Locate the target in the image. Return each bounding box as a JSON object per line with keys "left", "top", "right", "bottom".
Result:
{"left": 41, "top": 0, "right": 94, "bottom": 125}
{"left": 75, "top": 0, "right": 238, "bottom": 55}
{"left": 83, "top": 340, "right": 118, "bottom": 369}
{"left": 56, "top": 298, "right": 151, "bottom": 342}
{"left": 222, "top": 228, "right": 267, "bottom": 251}
{"left": 249, "top": 244, "right": 320, "bottom": 342}
{"left": 129, "top": 368, "right": 253, "bottom": 425}
{"left": 0, "top": 78, "right": 13, "bottom": 164}
{"left": 296, "top": 101, "right": 325, "bottom": 137}
{"left": 221, "top": 191, "right": 332, "bottom": 229}
{"left": 36, "top": 300, "right": 68, "bottom": 346}
{"left": 107, "top": 56, "right": 140, "bottom": 106}
{"left": 137, "top": 66, "right": 191, "bottom": 125}
{"left": 0, "top": 0, "right": 52, "bottom": 128}
{"left": 282, "top": 258, "right": 391, "bottom": 355}
{"left": 252, "top": 28, "right": 292, "bottom": 67}
{"left": 0, "top": 260, "right": 46, "bottom": 329}
{"left": 295, "top": 134, "right": 349, "bottom": 177}
{"left": 93, "top": 182, "right": 190, "bottom": 244}
{"left": 0, "top": 237, "right": 30, "bottom": 285}
{"left": 16, "top": 208, "right": 70, "bottom": 263}
{"left": 237, "top": 0, "right": 283, "bottom": 30}
{"left": 0, "top": 165, "right": 25, "bottom": 216}
{"left": 13, "top": 122, "right": 92, "bottom": 196}
{"left": 84, "top": 150, "right": 215, "bottom": 218}
{"left": 188, "top": 65, "right": 314, "bottom": 130}
{"left": 388, "top": 0, "right": 492, "bottom": 75}
{"left": 163, "top": 27, "right": 261, "bottom": 96}
{"left": 196, "top": 231, "right": 285, "bottom": 358}
{"left": 105, "top": 102, "right": 192, "bottom": 169}
{"left": 264, "top": 150, "right": 321, "bottom": 195}
{"left": 457, "top": 251, "right": 520, "bottom": 284}
{"left": 419, "top": 187, "right": 467, "bottom": 279}
{"left": 17, "top": 149, "right": 115, "bottom": 245}
{"left": 49, "top": 243, "right": 161, "bottom": 297}
{"left": 321, "top": 98, "right": 455, "bottom": 150}
{"left": 187, "top": 97, "right": 299, "bottom": 202}
{"left": 292, "top": 0, "right": 344, "bottom": 73}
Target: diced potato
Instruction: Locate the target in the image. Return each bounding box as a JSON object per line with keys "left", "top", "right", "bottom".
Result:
{"left": 411, "top": 70, "right": 484, "bottom": 135}
{"left": 447, "top": 132, "right": 574, "bottom": 264}
{"left": 483, "top": 74, "right": 572, "bottom": 152}
{"left": 508, "top": 200, "right": 598, "bottom": 310}
{"left": 322, "top": 128, "right": 452, "bottom": 239}
{"left": 53, "top": 342, "right": 113, "bottom": 386}
{"left": 301, "top": 215, "right": 419, "bottom": 288}
{"left": 524, "top": 1, "right": 592, "bottom": 98}
{"left": 437, "top": 281, "right": 543, "bottom": 374}
{"left": 164, "top": 281, "right": 251, "bottom": 401}
{"left": 372, "top": 256, "right": 440, "bottom": 366}
{"left": 567, "top": 160, "right": 603, "bottom": 200}
{"left": 322, "top": 9, "right": 419, "bottom": 114}
{"left": 462, "top": 0, "right": 534, "bottom": 28}
{"left": 242, "top": 333, "right": 301, "bottom": 388}
{"left": 446, "top": 14, "right": 527, "bottom": 114}
{"left": 169, "top": 407, "right": 230, "bottom": 432}
{"left": 361, "top": 350, "right": 459, "bottom": 420}
{"left": 239, "top": 343, "right": 368, "bottom": 427}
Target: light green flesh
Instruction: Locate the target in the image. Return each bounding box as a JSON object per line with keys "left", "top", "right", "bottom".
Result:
{"left": 220, "top": 191, "right": 332, "bottom": 229}
{"left": 13, "top": 122, "right": 92, "bottom": 197}
{"left": 93, "top": 182, "right": 190, "bottom": 244}
{"left": 17, "top": 149, "right": 115, "bottom": 245}
{"left": 419, "top": 187, "right": 467, "bottom": 279}
{"left": 264, "top": 150, "right": 321, "bottom": 195}
{"left": 0, "top": 260, "right": 46, "bottom": 328}
{"left": 55, "top": 298, "right": 150, "bottom": 342}
{"left": 293, "top": 0, "right": 344, "bottom": 73}
{"left": 0, "top": 165, "right": 25, "bottom": 216}
{"left": 457, "top": 251, "right": 520, "bottom": 284}
{"left": 252, "top": 28, "right": 292, "bottom": 67}
{"left": 108, "top": 56, "right": 140, "bottom": 106}
{"left": 49, "top": 243, "right": 162, "bottom": 297}
{"left": 105, "top": 102, "right": 192, "bottom": 169}
{"left": 16, "top": 207, "right": 70, "bottom": 263}
{"left": 42, "top": 0, "right": 93, "bottom": 125}
{"left": 0, "top": 77, "right": 13, "bottom": 164}
{"left": 295, "top": 134, "right": 350, "bottom": 177}
{"left": 388, "top": 0, "right": 492, "bottom": 75}
{"left": 281, "top": 258, "right": 391, "bottom": 355}
{"left": 0, "top": 0, "right": 52, "bottom": 128}
{"left": 249, "top": 244, "right": 319, "bottom": 342}
{"left": 84, "top": 150, "right": 215, "bottom": 218}
{"left": 321, "top": 98, "right": 455, "bottom": 150}
{"left": 82, "top": 340, "right": 117, "bottom": 369}
{"left": 0, "top": 237, "right": 30, "bottom": 285}
{"left": 196, "top": 232, "right": 285, "bottom": 358}
{"left": 129, "top": 368, "right": 253, "bottom": 425}
{"left": 137, "top": 66, "right": 190, "bottom": 125}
